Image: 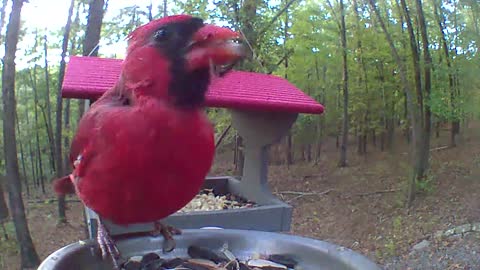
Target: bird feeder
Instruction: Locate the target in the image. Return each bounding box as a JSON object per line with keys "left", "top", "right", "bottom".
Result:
{"left": 61, "top": 56, "right": 324, "bottom": 239}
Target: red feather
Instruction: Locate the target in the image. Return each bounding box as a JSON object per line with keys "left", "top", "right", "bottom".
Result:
{"left": 59, "top": 15, "right": 213, "bottom": 225}
{"left": 53, "top": 176, "right": 76, "bottom": 195}
{"left": 126, "top": 15, "right": 192, "bottom": 54}
{"left": 72, "top": 95, "right": 215, "bottom": 224}
{"left": 54, "top": 14, "right": 242, "bottom": 227}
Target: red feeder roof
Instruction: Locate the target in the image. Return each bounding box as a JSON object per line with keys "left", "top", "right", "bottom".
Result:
{"left": 62, "top": 56, "right": 324, "bottom": 114}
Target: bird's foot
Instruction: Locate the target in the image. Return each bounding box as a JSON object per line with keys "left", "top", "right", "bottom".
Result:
{"left": 151, "top": 221, "right": 182, "bottom": 253}
{"left": 97, "top": 221, "right": 121, "bottom": 269}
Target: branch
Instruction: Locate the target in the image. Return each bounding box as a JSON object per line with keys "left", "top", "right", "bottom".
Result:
{"left": 28, "top": 198, "right": 81, "bottom": 204}
{"left": 215, "top": 124, "right": 232, "bottom": 148}
{"left": 256, "top": 0, "right": 300, "bottom": 38}
{"left": 267, "top": 50, "right": 294, "bottom": 74}
{"left": 302, "top": 174, "right": 322, "bottom": 180}
{"left": 0, "top": 221, "right": 8, "bottom": 240}
{"left": 276, "top": 189, "right": 333, "bottom": 202}
{"left": 326, "top": 0, "right": 341, "bottom": 30}
{"left": 430, "top": 145, "right": 449, "bottom": 152}
{"left": 355, "top": 189, "right": 400, "bottom": 197}
{"left": 402, "top": 145, "right": 449, "bottom": 156}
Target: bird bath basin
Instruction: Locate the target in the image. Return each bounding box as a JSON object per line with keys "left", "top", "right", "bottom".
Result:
{"left": 38, "top": 229, "right": 381, "bottom": 270}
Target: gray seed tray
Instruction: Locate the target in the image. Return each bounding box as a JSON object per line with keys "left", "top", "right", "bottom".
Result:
{"left": 85, "top": 176, "right": 293, "bottom": 238}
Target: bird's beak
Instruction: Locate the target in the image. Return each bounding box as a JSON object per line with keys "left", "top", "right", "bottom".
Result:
{"left": 185, "top": 24, "right": 245, "bottom": 73}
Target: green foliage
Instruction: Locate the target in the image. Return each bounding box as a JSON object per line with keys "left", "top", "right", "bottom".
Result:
{"left": 376, "top": 215, "right": 403, "bottom": 259}
{"left": 416, "top": 174, "right": 435, "bottom": 194}
{"left": 207, "top": 108, "right": 234, "bottom": 143}
{"left": 0, "top": 222, "right": 18, "bottom": 268}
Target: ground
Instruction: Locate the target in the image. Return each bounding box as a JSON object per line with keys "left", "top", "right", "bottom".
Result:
{"left": 1, "top": 122, "right": 479, "bottom": 269}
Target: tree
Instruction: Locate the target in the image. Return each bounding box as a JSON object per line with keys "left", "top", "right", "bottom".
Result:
{"left": 0, "top": 0, "right": 8, "bottom": 44}
{"left": 78, "top": 0, "right": 106, "bottom": 120}
{"left": 42, "top": 34, "right": 56, "bottom": 174}
{"left": 338, "top": 0, "right": 349, "bottom": 167}
{"left": 56, "top": 0, "right": 76, "bottom": 224}
{"left": 415, "top": 0, "right": 433, "bottom": 178}
{"left": 399, "top": 0, "right": 429, "bottom": 188}
{"left": 0, "top": 0, "right": 10, "bottom": 227}
{"left": 433, "top": 0, "right": 457, "bottom": 147}
{"left": 1, "top": 0, "right": 41, "bottom": 268}
{"left": 367, "top": 0, "right": 422, "bottom": 207}
{"left": 0, "top": 176, "right": 8, "bottom": 228}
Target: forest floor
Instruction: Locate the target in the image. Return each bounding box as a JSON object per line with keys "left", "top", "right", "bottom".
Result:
{"left": 1, "top": 122, "right": 479, "bottom": 270}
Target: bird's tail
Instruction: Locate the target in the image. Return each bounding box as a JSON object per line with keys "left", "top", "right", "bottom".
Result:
{"left": 53, "top": 175, "right": 76, "bottom": 195}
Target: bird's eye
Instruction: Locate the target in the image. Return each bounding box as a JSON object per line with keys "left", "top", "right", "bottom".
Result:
{"left": 153, "top": 28, "right": 168, "bottom": 42}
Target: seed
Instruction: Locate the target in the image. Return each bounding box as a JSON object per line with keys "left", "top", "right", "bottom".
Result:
{"left": 246, "top": 259, "right": 287, "bottom": 270}
{"left": 162, "top": 257, "right": 185, "bottom": 268}
{"left": 267, "top": 254, "right": 298, "bottom": 268}
{"left": 188, "top": 245, "right": 230, "bottom": 264}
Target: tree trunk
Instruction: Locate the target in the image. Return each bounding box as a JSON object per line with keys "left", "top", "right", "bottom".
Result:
{"left": 362, "top": 133, "right": 367, "bottom": 154}
{"left": 367, "top": 0, "right": 422, "bottom": 207}
{"left": 0, "top": 181, "right": 8, "bottom": 222}
{"left": 286, "top": 132, "right": 293, "bottom": 166}
{"left": 83, "top": 0, "right": 105, "bottom": 57}
{"left": 338, "top": 0, "right": 349, "bottom": 167}
{"left": 15, "top": 112, "right": 29, "bottom": 197}
{"left": 163, "top": 0, "right": 167, "bottom": 17}
{"left": 40, "top": 105, "right": 55, "bottom": 182}
{"left": 372, "top": 130, "right": 376, "bottom": 147}
{"left": 1, "top": 0, "right": 40, "bottom": 267}
{"left": 400, "top": 0, "right": 429, "bottom": 184}
{"left": 404, "top": 92, "right": 410, "bottom": 144}
{"left": 43, "top": 34, "right": 56, "bottom": 174}
{"left": 314, "top": 61, "right": 325, "bottom": 164}
{"left": 357, "top": 134, "right": 362, "bottom": 154}
{"left": 354, "top": 0, "right": 370, "bottom": 156}
{"left": 306, "top": 144, "right": 312, "bottom": 162}
{"left": 23, "top": 90, "right": 37, "bottom": 194}
{"left": 64, "top": 23, "right": 77, "bottom": 173}
{"left": 415, "top": 0, "right": 432, "bottom": 175}
{"left": 387, "top": 113, "right": 395, "bottom": 150}
{"left": 300, "top": 145, "right": 305, "bottom": 162}
{"left": 380, "top": 131, "right": 385, "bottom": 151}
{"left": 377, "top": 61, "right": 393, "bottom": 152}
{"left": 147, "top": 0, "right": 153, "bottom": 21}
{"left": 64, "top": 99, "right": 71, "bottom": 172}
{"left": 79, "top": 0, "right": 106, "bottom": 120}
{"left": 284, "top": 2, "right": 293, "bottom": 167}
{"left": 235, "top": 135, "right": 245, "bottom": 176}
{"left": 30, "top": 67, "right": 45, "bottom": 193}
{"left": 433, "top": 0, "right": 457, "bottom": 147}
{"left": 233, "top": 133, "right": 238, "bottom": 166}
{"left": 55, "top": 0, "right": 75, "bottom": 224}
{"left": 452, "top": 2, "right": 462, "bottom": 140}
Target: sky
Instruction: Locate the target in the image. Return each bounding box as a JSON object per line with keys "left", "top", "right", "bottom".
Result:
{"left": 2, "top": 0, "right": 227, "bottom": 68}
{"left": 2, "top": 0, "right": 166, "bottom": 68}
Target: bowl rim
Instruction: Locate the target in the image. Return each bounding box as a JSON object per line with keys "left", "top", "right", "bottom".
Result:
{"left": 38, "top": 229, "right": 381, "bottom": 270}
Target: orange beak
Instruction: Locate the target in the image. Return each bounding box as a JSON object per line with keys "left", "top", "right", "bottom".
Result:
{"left": 185, "top": 24, "right": 245, "bottom": 72}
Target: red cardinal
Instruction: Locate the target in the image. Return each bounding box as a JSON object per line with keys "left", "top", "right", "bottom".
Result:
{"left": 53, "top": 14, "right": 245, "bottom": 268}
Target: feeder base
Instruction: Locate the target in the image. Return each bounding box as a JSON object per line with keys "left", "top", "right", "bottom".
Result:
{"left": 84, "top": 176, "right": 292, "bottom": 239}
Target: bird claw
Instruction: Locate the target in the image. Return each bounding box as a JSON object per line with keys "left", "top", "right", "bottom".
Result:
{"left": 97, "top": 221, "right": 121, "bottom": 269}
{"left": 151, "top": 221, "right": 182, "bottom": 253}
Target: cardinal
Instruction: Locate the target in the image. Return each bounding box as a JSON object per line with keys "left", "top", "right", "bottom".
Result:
{"left": 53, "top": 14, "right": 245, "bottom": 269}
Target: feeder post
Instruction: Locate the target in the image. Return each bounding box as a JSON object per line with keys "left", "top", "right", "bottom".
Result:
{"left": 230, "top": 109, "right": 298, "bottom": 198}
